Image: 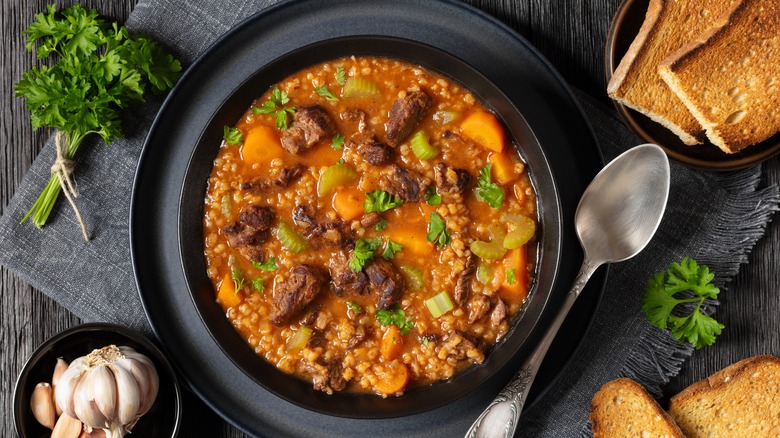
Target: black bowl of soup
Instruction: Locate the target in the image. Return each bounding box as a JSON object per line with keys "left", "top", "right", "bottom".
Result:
{"left": 176, "top": 36, "right": 560, "bottom": 417}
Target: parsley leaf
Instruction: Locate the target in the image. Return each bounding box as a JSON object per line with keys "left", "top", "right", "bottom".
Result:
{"left": 426, "top": 212, "right": 451, "bottom": 247}
{"left": 223, "top": 126, "right": 243, "bottom": 145}
{"left": 252, "top": 277, "right": 266, "bottom": 293}
{"left": 376, "top": 305, "right": 415, "bottom": 335}
{"left": 475, "top": 164, "right": 505, "bottom": 209}
{"left": 374, "top": 218, "right": 388, "bottom": 231}
{"left": 346, "top": 300, "right": 362, "bottom": 313}
{"left": 251, "top": 257, "right": 278, "bottom": 272}
{"left": 382, "top": 240, "right": 404, "bottom": 260}
{"left": 349, "top": 238, "right": 382, "bottom": 271}
{"left": 15, "top": 4, "right": 181, "bottom": 229}
{"left": 252, "top": 87, "right": 297, "bottom": 129}
{"left": 331, "top": 133, "right": 345, "bottom": 150}
{"left": 231, "top": 266, "right": 245, "bottom": 293}
{"left": 315, "top": 85, "right": 339, "bottom": 101}
{"left": 641, "top": 257, "right": 723, "bottom": 349}
{"left": 425, "top": 185, "right": 442, "bottom": 206}
{"left": 364, "top": 190, "right": 404, "bottom": 213}
{"left": 506, "top": 268, "right": 517, "bottom": 285}
{"left": 335, "top": 67, "right": 347, "bottom": 85}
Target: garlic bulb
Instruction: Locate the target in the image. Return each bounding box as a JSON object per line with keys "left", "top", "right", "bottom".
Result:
{"left": 54, "top": 345, "right": 159, "bottom": 438}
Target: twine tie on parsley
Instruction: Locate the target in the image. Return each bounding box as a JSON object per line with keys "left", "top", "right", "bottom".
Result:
{"left": 51, "top": 131, "right": 90, "bottom": 241}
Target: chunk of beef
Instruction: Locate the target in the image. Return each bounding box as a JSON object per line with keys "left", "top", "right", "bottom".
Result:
{"left": 270, "top": 264, "right": 327, "bottom": 326}
{"left": 490, "top": 298, "right": 507, "bottom": 326}
{"left": 241, "top": 163, "right": 306, "bottom": 192}
{"left": 348, "top": 134, "right": 394, "bottom": 165}
{"left": 292, "top": 204, "right": 318, "bottom": 229}
{"left": 442, "top": 331, "right": 484, "bottom": 362}
{"left": 340, "top": 108, "right": 368, "bottom": 133}
{"left": 222, "top": 206, "right": 275, "bottom": 262}
{"left": 329, "top": 251, "right": 368, "bottom": 297}
{"left": 386, "top": 90, "right": 432, "bottom": 147}
{"left": 365, "top": 258, "right": 405, "bottom": 310}
{"left": 434, "top": 163, "right": 472, "bottom": 195}
{"left": 346, "top": 325, "right": 367, "bottom": 349}
{"left": 307, "top": 330, "right": 326, "bottom": 348}
{"left": 292, "top": 205, "right": 353, "bottom": 249}
{"left": 299, "top": 303, "right": 322, "bottom": 326}
{"left": 360, "top": 212, "right": 382, "bottom": 228}
{"left": 302, "top": 358, "right": 347, "bottom": 394}
{"left": 379, "top": 165, "right": 426, "bottom": 202}
{"left": 280, "top": 106, "right": 336, "bottom": 154}
{"left": 454, "top": 253, "right": 477, "bottom": 305}
{"left": 467, "top": 295, "right": 491, "bottom": 324}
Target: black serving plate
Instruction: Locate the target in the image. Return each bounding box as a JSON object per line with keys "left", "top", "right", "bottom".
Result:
{"left": 130, "top": 1, "right": 605, "bottom": 436}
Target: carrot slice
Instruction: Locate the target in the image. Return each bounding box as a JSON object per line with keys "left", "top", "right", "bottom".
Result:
{"left": 386, "top": 225, "right": 433, "bottom": 256}
{"left": 489, "top": 152, "right": 519, "bottom": 184}
{"left": 499, "top": 246, "right": 528, "bottom": 304}
{"left": 380, "top": 325, "right": 404, "bottom": 361}
{"left": 332, "top": 188, "right": 365, "bottom": 221}
{"left": 216, "top": 272, "right": 242, "bottom": 308}
{"left": 241, "top": 125, "right": 284, "bottom": 165}
{"left": 460, "top": 110, "right": 505, "bottom": 153}
{"left": 373, "top": 360, "right": 409, "bottom": 395}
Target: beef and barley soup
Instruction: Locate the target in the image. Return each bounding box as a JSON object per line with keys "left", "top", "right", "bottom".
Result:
{"left": 203, "top": 56, "right": 538, "bottom": 396}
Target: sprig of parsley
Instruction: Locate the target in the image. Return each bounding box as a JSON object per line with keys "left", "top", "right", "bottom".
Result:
{"left": 223, "top": 126, "right": 243, "bottom": 145}
{"left": 346, "top": 300, "right": 363, "bottom": 313}
{"left": 425, "top": 185, "right": 442, "bottom": 206}
{"left": 426, "top": 212, "right": 451, "bottom": 247}
{"left": 475, "top": 164, "right": 504, "bottom": 209}
{"left": 376, "top": 305, "right": 415, "bottom": 335}
{"left": 506, "top": 268, "right": 517, "bottom": 285}
{"left": 252, "top": 277, "right": 266, "bottom": 293}
{"left": 251, "top": 257, "right": 277, "bottom": 272}
{"left": 315, "top": 85, "right": 338, "bottom": 101}
{"left": 374, "top": 218, "right": 388, "bottom": 231}
{"left": 364, "top": 190, "right": 404, "bottom": 213}
{"left": 252, "top": 87, "right": 297, "bottom": 129}
{"left": 15, "top": 4, "right": 181, "bottom": 228}
{"left": 641, "top": 257, "right": 723, "bottom": 349}
{"left": 349, "top": 237, "right": 382, "bottom": 272}
{"left": 331, "top": 133, "right": 344, "bottom": 150}
{"left": 382, "top": 240, "right": 403, "bottom": 260}
{"left": 335, "top": 67, "right": 347, "bottom": 85}
{"left": 231, "top": 266, "right": 245, "bottom": 293}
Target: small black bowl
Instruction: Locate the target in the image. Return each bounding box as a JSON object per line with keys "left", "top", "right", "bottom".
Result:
{"left": 13, "top": 323, "right": 182, "bottom": 437}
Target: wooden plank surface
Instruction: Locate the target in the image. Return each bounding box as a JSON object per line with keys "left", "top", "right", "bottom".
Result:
{"left": 2, "top": 0, "right": 778, "bottom": 436}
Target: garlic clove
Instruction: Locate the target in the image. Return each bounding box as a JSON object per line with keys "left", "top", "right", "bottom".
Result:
{"left": 56, "top": 359, "right": 86, "bottom": 417}
{"left": 51, "top": 413, "right": 83, "bottom": 438}
{"left": 53, "top": 357, "right": 69, "bottom": 416}
{"left": 111, "top": 362, "right": 142, "bottom": 425}
{"left": 74, "top": 376, "right": 110, "bottom": 430}
{"left": 79, "top": 427, "right": 107, "bottom": 438}
{"left": 30, "top": 382, "right": 56, "bottom": 429}
{"left": 88, "top": 364, "right": 118, "bottom": 422}
{"left": 118, "top": 355, "right": 158, "bottom": 415}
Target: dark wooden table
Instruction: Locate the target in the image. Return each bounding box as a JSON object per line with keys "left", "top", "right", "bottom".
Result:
{"left": 2, "top": 0, "right": 778, "bottom": 436}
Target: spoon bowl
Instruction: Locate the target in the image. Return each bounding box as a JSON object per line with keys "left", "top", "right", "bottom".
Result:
{"left": 466, "top": 144, "right": 670, "bottom": 438}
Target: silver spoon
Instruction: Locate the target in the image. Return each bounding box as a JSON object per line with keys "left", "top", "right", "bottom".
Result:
{"left": 465, "top": 143, "right": 670, "bottom": 438}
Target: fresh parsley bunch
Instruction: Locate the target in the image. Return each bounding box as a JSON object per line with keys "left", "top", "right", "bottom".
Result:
{"left": 15, "top": 4, "right": 181, "bottom": 230}
{"left": 641, "top": 257, "right": 724, "bottom": 349}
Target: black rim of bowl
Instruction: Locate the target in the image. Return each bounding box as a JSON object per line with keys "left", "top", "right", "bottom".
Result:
{"left": 13, "top": 322, "right": 183, "bottom": 437}
{"left": 604, "top": 0, "right": 780, "bottom": 171}
{"left": 177, "top": 35, "right": 561, "bottom": 419}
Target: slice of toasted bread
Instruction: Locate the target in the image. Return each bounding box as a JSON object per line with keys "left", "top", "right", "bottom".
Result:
{"left": 591, "top": 378, "right": 685, "bottom": 438}
{"left": 669, "top": 355, "right": 780, "bottom": 436}
{"left": 607, "top": 0, "right": 738, "bottom": 145}
{"left": 659, "top": 0, "right": 780, "bottom": 153}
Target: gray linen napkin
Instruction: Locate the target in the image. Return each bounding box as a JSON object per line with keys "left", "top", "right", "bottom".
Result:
{"left": 1, "top": 0, "right": 778, "bottom": 436}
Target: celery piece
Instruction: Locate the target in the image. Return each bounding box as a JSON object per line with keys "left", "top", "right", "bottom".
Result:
{"left": 342, "top": 77, "right": 380, "bottom": 98}
{"left": 476, "top": 260, "right": 494, "bottom": 284}
{"left": 469, "top": 224, "right": 507, "bottom": 260}
{"left": 317, "top": 163, "right": 359, "bottom": 197}
{"left": 425, "top": 291, "right": 455, "bottom": 318}
{"left": 276, "top": 220, "right": 309, "bottom": 253}
{"left": 502, "top": 214, "right": 536, "bottom": 249}
{"left": 286, "top": 326, "right": 313, "bottom": 352}
{"left": 399, "top": 266, "right": 424, "bottom": 291}
{"left": 409, "top": 130, "right": 439, "bottom": 160}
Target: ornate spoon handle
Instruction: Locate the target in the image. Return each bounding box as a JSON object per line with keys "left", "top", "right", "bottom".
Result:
{"left": 464, "top": 258, "right": 599, "bottom": 438}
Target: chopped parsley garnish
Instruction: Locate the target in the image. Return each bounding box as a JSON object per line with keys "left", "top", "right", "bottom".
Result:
{"left": 251, "top": 277, "right": 266, "bottom": 293}
{"left": 349, "top": 237, "right": 382, "bottom": 271}
{"left": 223, "top": 126, "right": 243, "bottom": 145}
{"left": 252, "top": 87, "right": 297, "bottom": 129}
{"left": 331, "top": 133, "right": 345, "bottom": 150}
{"left": 382, "top": 240, "right": 404, "bottom": 260}
{"left": 251, "top": 257, "right": 277, "bottom": 272}
{"left": 347, "top": 300, "right": 362, "bottom": 313}
{"left": 506, "top": 268, "right": 517, "bottom": 285}
{"left": 374, "top": 218, "right": 388, "bottom": 231}
{"left": 642, "top": 257, "right": 723, "bottom": 349}
{"left": 476, "top": 164, "right": 505, "bottom": 209}
{"left": 315, "top": 85, "right": 339, "bottom": 101}
{"left": 376, "top": 305, "right": 415, "bottom": 335}
{"left": 364, "top": 190, "right": 404, "bottom": 213}
{"left": 335, "top": 67, "right": 347, "bottom": 85}
{"left": 231, "top": 266, "right": 245, "bottom": 293}
{"left": 426, "top": 212, "right": 451, "bottom": 247}
{"left": 425, "top": 185, "right": 442, "bottom": 206}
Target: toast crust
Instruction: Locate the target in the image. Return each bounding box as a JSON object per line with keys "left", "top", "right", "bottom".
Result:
{"left": 668, "top": 355, "right": 780, "bottom": 436}
{"left": 608, "top": 0, "right": 737, "bottom": 145}
{"left": 590, "top": 378, "right": 685, "bottom": 438}
{"left": 660, "top": 0, "right": 780, "bottom": 153}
